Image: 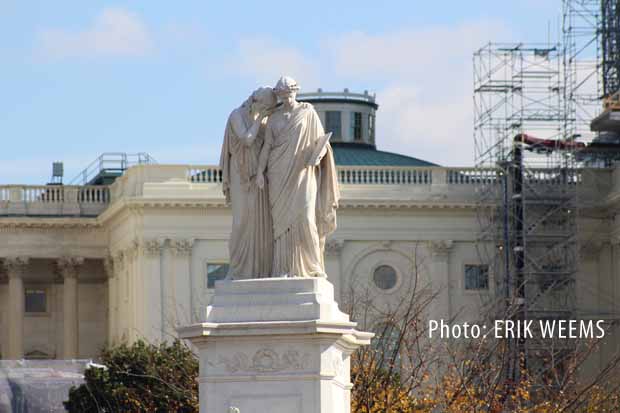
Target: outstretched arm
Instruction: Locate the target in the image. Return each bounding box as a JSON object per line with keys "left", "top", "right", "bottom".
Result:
{"left": 256, "top": 120, "right": 273, "bottom": 189}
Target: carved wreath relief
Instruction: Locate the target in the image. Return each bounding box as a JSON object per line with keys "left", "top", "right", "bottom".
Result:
{"left": 214, "top": 348, "right": 311, "bottom": 373}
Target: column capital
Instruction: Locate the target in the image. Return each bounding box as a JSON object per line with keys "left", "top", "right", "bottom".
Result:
{"left": 141, "top": 238, "right": 166, "bottom": 256}
{"left": 3, "top": 256, "right": 30, "bottom": 279}
{"left": 325, "top": 239, "right": 345, "bottom": 256}
{"left": 170, "top": 238, "right": 194, "bottom": 257}
{"left": 112, "top": 250, "right": 125, "bottom": 271}
{"left": 103, "top": 256, "right": 115, "bottom": 279}
{"left": 56, "top": 257, "right": 85, "bottom": 279}
{"left": 123, "top": 239, "right": 140, "bottom": 260}
{"left": 428, "top": 240, "right": 454, "bottom": 258}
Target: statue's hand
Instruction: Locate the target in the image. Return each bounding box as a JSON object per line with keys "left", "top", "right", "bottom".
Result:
{"left": 260, "top": 106, "right": 276, "bottom": 118}
{"left": 256, "top": 173, "right": 265, "bottom": 189}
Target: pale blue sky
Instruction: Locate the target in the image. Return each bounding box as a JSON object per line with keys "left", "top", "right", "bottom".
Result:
{"left": 1, "top": 0, "right": 560, "bottom": 184}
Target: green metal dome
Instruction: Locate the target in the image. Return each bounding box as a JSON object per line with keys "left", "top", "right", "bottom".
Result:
{"left": 331, "top": 143, "right": 437, "bottom": 167}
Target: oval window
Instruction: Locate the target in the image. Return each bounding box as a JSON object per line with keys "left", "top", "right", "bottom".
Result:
{"left": 373, "top": 265, "right": 397, "bottom": 290}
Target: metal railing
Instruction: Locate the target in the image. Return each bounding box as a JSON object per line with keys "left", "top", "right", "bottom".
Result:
{"left": 69, "top": 153, "right": 156, "bottom": 185}
{"left": 297, "top": 89, "right": 376, "bottom": 104}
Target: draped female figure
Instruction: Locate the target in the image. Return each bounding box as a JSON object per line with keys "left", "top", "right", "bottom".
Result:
{"left": 220, "top": 87, "right": 276, "bottom": 278}
{"left": 257, "top": 77, "right": 340, "bottom": 277}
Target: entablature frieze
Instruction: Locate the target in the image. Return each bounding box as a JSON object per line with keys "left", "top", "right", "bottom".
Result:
{"left": 109, "top": 237, "right": 196, "bottom": 263}
{"left": 0, "top": 218, "right": 102, "bottom": 232}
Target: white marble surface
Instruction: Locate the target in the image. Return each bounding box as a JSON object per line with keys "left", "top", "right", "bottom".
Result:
{"left": 178, "top": 277, "right": 372, "bottom": 413}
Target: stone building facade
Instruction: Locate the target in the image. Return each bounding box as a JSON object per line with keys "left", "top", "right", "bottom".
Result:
{"left": 0, "top": 91, "right": 618, "bottom": 379}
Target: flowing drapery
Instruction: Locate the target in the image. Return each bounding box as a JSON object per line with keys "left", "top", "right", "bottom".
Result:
{"left": 219, "top": 106, "right": 273, "bottom": 278}
{"left": 266, "top": 103, "right": 340, "bottom": 277}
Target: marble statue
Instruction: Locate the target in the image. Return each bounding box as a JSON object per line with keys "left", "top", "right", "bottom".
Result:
{"left": 187, "top": 82, "right": 358, "bottom": 411}
{"left": 219, "top": 87, "right": 277, "bottom": 278}
{"left": 256, "top": 76, "right": 340, "bottom": 277}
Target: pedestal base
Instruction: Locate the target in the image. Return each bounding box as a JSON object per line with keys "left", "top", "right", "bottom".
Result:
{"left": 178, "top": 277, "right": 372, "bottom": 413}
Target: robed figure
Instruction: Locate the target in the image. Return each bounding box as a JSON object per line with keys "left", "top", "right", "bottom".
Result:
{"left": 257, "top": 76, "right": 340, "bottom": 277}
{"left": 220, "top": 87, "right": 276, "bottom": 278}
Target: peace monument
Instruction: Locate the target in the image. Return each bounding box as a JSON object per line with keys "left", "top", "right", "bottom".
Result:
{"left": 179, "top": 76, "right": 372, "bottom": 413}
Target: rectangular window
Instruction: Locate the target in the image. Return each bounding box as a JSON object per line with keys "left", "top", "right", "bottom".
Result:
{"left": 351, "top": 112, "right": 362, "bottom": 140}
{"left": 464, "top": 265, "right": 489, "bottom": 290}
{"left": 368, "top": 113, "right": 375, "bottom": 143}
{"left": 25, "top": 289, "right": 47, "bottom": 313}
{"left": 325, "top": 111, "right": 341, "bottom": 139}
{"left": 206, "top": 263, "right": 229, "bottom": 289}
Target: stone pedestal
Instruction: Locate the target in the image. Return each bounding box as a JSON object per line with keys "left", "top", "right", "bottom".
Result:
{"left": 178, "top": 277, "right": 372, "bottom": 413}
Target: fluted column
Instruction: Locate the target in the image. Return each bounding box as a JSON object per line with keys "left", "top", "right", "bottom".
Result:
{"left": 428, "top": 240, "right": 453, "bottom": 323}
{"left": 4, "top": 257, "right": 29, "bottom": 359}
{"left": 104, "top": 257, "right": 116, "bottom": 346}
{"left": 170, "top": 239, "right": 193, "bottom": 333}
{"left": 57, "top": 257, "right": 84, "bottom": 359}
{"left": 324, "top": 239, "right": 344, "bottom": 302}
{"left": 142, "top": 239, "right": 164, "bottom": 341}
{"left": 112, "top": 252, "right": 126, "bottom": 343}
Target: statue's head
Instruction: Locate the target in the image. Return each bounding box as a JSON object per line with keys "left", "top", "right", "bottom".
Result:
{"left": 250, "top": 87, "right": 277, "bottom": 115}
{"left": 274, "top": 76, "right": 300, "bottom": 105}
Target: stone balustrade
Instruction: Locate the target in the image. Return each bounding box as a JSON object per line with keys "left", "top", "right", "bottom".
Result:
{"left": 0, "top": 165, "right": 613, "bottom": 217}
{"left": 187, "top": 166, "right": 223, "bottom": 183}
{"left": 186, "top": 165, "right": 498, "bottom": 186}
{"left": 186, "top": 165, "right": 590, "bottom": 186}
{"left": 0, "top": 185, "right": 109, "bottom": 217}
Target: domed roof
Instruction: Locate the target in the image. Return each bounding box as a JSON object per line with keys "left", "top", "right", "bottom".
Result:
{"left": 332, "top": 142, "right": 438, "bottom": 167}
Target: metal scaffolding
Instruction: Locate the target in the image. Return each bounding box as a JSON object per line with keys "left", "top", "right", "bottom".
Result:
{"left": 472, "top": 0, "right": 620, "bottom": 387}
{"left": 563, "top": 0, "right": 602, "bottom": 143}
{"left": 473, "top": 40, "right": 579, "bottom": 381}
{"left": 601, "top": 0, "right": 620, "bottom": 97}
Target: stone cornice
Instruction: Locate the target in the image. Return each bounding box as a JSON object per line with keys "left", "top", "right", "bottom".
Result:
{"left": 98, "top": 198, "right": 228, "bottom": 224}
{"left": 2, "top": 197, "right": 481, "bottom": 231}
{"left": 102, "top": 197, "right": 478, "bottom": 217}
{"left": 339, "top": 200, "right": 478, "bottom": 210}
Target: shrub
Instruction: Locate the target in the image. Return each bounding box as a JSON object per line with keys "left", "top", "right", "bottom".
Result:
{"left": 64, "top": 340, "right": 198, "bottom": 413}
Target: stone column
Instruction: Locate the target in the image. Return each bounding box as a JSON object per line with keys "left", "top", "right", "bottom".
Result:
{"left": 4, "top": 257, "right": 29, "bottom": 359}
{"left": 141, "top": 239, "right": 164, "bottom": 342}
{"left": 324, "top": 239, "right": 344, "bottom": 301}
{"left": 111, "top": 252, "right": 125, "bottom": 344}
{"left": 125, "top": 241, "right": 139, "bottom": 343}
{"left": 171, "top": 239, "right": 194, "bottom": 328}
{"left": 57, "top": 257, "right": 84, "bottom": 359}
{"left": 578, "top": 242, "right": 603, "bottom": 377}
{"left": 428, "top": 240, "right": 453, "bottom": 323}
{"left": 104, "top": 257, "right": 116, "bottom": 346}
{"left": 161, "top": 240, "right": 175, "bottom": 340}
